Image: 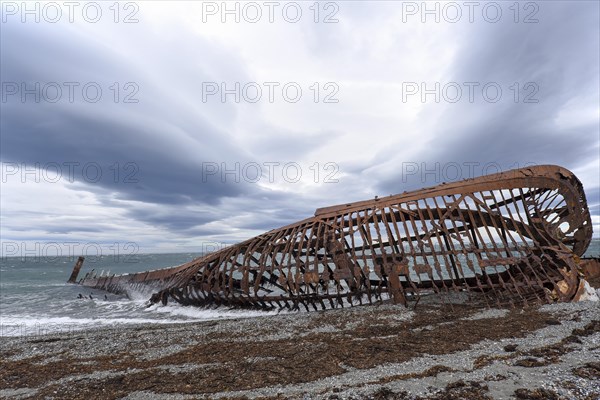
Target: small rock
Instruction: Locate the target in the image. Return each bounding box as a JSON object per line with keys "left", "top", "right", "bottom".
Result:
{"left": 515, "top": 357, "right": 546, "bottom": 368}
{"left": 504, "top": 344, "right": 518, "bottom": 352}
{"left": 544, "top": 319, "right": 561, "bottom": 325}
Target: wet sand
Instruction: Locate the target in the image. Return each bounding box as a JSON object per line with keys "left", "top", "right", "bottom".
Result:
{"left": 1, "top": 297, "right": 599, "bottom": 400}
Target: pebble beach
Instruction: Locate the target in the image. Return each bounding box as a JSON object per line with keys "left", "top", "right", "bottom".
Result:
{"left": 1, "top": 296, "right": 599, "bottom": 400}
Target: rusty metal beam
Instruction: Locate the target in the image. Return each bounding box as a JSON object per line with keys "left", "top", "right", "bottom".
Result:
{"left": 68, "top": 165, "right": 597, "bottom": 309}
{"left": 67, "top": 256, "right": 85, "bottom": 283}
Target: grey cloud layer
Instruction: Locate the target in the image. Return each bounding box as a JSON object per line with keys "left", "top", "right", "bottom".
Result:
{"left": 2, "top": 2, "right": 598, "bottom": 246}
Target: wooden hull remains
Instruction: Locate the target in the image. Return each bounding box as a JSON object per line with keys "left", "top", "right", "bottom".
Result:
{"left": 69, "top": 165, "right": 598, "bottom": 310}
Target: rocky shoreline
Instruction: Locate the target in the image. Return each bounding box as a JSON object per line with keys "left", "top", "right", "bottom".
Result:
{"left": 1, "top": 298, "right": 599, "bottom": 399}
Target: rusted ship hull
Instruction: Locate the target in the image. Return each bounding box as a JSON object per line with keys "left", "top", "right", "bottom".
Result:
{"left": 69, "top": 165, "right": 597, "bottom": 310}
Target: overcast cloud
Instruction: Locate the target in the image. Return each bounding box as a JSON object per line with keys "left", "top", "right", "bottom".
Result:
{"left": 1, "top": 1, "right": 598, "bottom": 255}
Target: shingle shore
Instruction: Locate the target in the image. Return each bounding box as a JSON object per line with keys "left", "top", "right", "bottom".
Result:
{"left": 1, "top": 298, "right": 599, "bottom": 399}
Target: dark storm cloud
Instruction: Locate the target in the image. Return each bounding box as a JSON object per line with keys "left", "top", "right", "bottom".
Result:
{"left": 376, "top": 2, "right": 599, "bottom": 196}
{"left": 125, "top": 208, "right": 219, "bottom": 231}
{"left": 40, "top": 226, "right": 105, "bottom": 234}
{"left": 2, "top": 2, "right": 597, "bottom": 245}
{"left": 2, "top": 105, "right": 251, "bottom": 203}
{"left": 0, "top": 20, "right": 285, "bottom": 228}
{"left": 0, "top": 18, "right": 352, "bottom": 240}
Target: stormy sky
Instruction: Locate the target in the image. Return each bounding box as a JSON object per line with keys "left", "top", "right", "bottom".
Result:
{"left": 1, "top": 1, "right": 599, "bottom": 255}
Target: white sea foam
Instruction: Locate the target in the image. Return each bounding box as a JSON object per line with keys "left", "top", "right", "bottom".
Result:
{"left": 1, "top": 300, "right": 281, "bottom": 337}
{"left": 0, "top": 314, "right": 203, "bottom": 337}
{"left": 148, "top": 303, "right": 280, "bottom": 320}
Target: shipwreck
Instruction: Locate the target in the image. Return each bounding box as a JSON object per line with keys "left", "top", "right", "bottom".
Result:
{"left": 68, "top": 165, "right": 599, "bottom": 310}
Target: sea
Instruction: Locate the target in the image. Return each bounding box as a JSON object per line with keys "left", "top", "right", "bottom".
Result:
{"left": 1, "top": 240, "right": 599, "bottom": 337}
{"left": 0, "top": 252, "right": 278, "bottom": 338}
